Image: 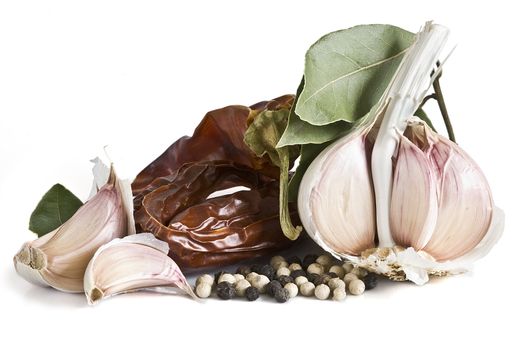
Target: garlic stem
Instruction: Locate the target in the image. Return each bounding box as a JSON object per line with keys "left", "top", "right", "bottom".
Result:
{"left": 372, "top": 23, "right": 450, "bottom": 247}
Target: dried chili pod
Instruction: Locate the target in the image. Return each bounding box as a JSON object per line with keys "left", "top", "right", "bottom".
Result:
{"left": 132, "top": 96, "right": 299, "bottom": 269}
{"left": 132, "top": 95, "right": 294, "bottom": 210}
{"left": 134, "top": 161, "right": 298, "bottom": 269}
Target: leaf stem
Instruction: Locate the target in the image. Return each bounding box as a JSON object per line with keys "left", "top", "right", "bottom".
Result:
{"left": 277, "top": 148, "right": 302, "bottom": 241}
{"left": 432, "top": 74, "right": 456, "bottom": 142}
{"left": 419, "top": 93, "right": 436, "bottom": 109}
{"left": 431, "top": 62, "right": 456, "bottom": 142}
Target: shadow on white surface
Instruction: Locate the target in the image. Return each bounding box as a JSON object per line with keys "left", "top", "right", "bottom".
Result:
{"left": 5, "top": 267, "right": 86, "bottom": 308}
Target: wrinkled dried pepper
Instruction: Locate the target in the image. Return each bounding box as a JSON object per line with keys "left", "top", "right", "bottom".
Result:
{"left": 132, "top": 95, "right": 299, "bottom": 269}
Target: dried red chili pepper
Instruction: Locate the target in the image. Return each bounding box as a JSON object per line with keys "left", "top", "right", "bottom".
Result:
{"left": 132, "top": 96, "right": 299, "bottom": 269}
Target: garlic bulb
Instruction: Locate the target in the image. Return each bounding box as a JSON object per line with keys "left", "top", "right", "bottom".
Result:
{"left": 13, "top": 160, "right": 133, "bottom": 292}
{"left": 298, "top": 22, "right": 504, "bottom": 285}
{"left": 84, "top": 233, "right": 197, "bottom": 305}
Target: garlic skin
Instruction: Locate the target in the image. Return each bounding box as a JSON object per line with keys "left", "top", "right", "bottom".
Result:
{"left": 297, "top": 22, "right": 504, "bottom": 285}
{"left": 84, "top": 233, "right": 197, "bottom": 305}
{"left": 391, "top": 120, "right": 493, "bottom": 261}
{"left": 13, "top": 160, "right": 132, "bottom": 292}
{"left": 298, "top": 118, "right": 377, "bottom": 256}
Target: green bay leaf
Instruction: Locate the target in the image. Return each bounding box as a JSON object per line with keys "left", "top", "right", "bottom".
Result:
{"left": 29, "top": 184, "right": 83, "bottom": 237}
{"left": 296, "top": 24, "right": 414, "bottom": 126}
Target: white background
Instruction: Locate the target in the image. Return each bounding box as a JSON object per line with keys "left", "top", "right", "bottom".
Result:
{"left": 1, "top": 0, "right": 521, "bottom": 349}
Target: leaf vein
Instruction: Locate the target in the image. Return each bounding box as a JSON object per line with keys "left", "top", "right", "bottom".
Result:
{"left": 301, "top": 47, "right": 409, "bottom": 105}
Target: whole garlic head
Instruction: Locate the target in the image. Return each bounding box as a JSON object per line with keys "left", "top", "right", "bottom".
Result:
{"left": 297, "top": 22, "right": 504, "bottom": 285}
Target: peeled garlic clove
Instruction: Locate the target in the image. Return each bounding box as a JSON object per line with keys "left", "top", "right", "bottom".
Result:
{"left": 84, "top": 233, "right": 197, "bottom": 305}
{"left": 298, "top": 124, "right": 376, "bottom": 257}
{"left": 13, "top": 163, "right": 130, "bottom": 292}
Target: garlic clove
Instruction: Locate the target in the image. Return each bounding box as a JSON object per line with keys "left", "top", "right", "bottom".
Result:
{"left": 390, "top": 131, "right": 438, "bottom": 250}
{"left": 439, "top": 207, "right": 504, "bottom": 269}
{"left": 13, "top": 162, "right": 130, "bottom": 292}
{"left": 84, "top": 233, "right": 197, "bottom": 305}
{"left": 298, "top": 129, "right": 376, "bottom": 257}
{"left": 421, "top": 131, "right": 494, "bottom": 261}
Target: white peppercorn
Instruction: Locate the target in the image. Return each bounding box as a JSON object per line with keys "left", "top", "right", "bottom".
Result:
{"left": 351, "top": 267, "right": 368, "bottom": 278}
{"left": 329, "top": 265, "right": 345, "bottom": 278}
{"left": 234, "top": 274, "right": 245, "bottom": 283}
{"left": 288, "top": 263, "right": 302, "bottom": 272}
{"left": 284, "top": 283, "right": 299, "bottom": 298}
{"left": 294, "top": 276, "right": 308, "bottom": 286}
{"left": 251, "top": 274, "right": 270, "bottom": 293}
{"left": 217, "top": 273, "right": 236, "bottom": 285}
{"left": 328, "top": 278, "right": 346, "bottom": 290}
{"left": 273, "top": 260, "right": 289, "bottom": 270}
{"left": 342, "top": 262, "right": 354, "bottom": 273}
{"left": 195, "top": 274, "right": 214, "bottom": 286}
{"left": 246, "top": 272, "right": 259, "bottom": 284}
{"left": 343, "top": 272, "right": 359, "bottom": 284}
{"left": 276, "top": 266, "right": 291, "bottom": 277}
{"left": 306, "top": 263, "right": 324, "bottom": 275}
{"left": 195, "top": 283, "right": 212, "bottom": 298}
{"left": 316, "top": 254, "right": 333, "bottom": 267}
{"left": 314, "top": 284, "right": 330, "bottom": 300}
{"left": 270, "top": 255, "right": 286, "bottom": 268}
{"left": 235, "top": 279, "right": 251, "bottom": 297}
{"left": 348, "top": 279, "right": 366, "bottom": 295}
{"left": 332, "top": 286, "right": 346, "bottom": 301}
{"left": 299, "top": 281, "right": 315, "bottom": 296}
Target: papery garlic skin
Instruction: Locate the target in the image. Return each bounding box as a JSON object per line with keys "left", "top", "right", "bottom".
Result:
{"left": 391, "top": 120, "right": 493, "bottom": 261}
{"left": 298, "top": 119, "right": 377, "bottom": 257}
{"left": 13, "top": 161, "right": 131, "bottom": 293}
{"left": 297, "top": 22, "right": 504, "bottom": 285}
{"left": 84, "top": 233, "right": 196, "bottom": 305}
{"left": 372, "top": 23, "right": 450, "bottom": 248}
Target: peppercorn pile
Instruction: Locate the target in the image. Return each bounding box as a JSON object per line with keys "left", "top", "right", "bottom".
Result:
{"left": 193, "top": 254, "right": 378, "bottom": 302}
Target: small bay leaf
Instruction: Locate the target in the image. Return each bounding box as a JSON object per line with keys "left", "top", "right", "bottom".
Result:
{"left": 29, "top": 184, "right": 83, "bottom": 237}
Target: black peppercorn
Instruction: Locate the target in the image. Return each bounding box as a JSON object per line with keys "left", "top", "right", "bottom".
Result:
{"left": 287, "top": 256, "right": 302, "bottom": 266}
{"left": 290, "top": 269, "right": 307, "bottom": 279}
{"left": 259, "top": 264, "right": 276, "bottom": 280}
{"left": 216, "top": 281, "right": 235, "bottom": 300}
{"left": 251, "top": 264, "right": 263, "bottom": 274}
{"left": 328, "top": 272, "right": 338, "bottom": 279}
{"left": 277, "top": 275, "right": 293, "bottom": 286}
{"left": 303, "top": 254, "right": 319, "bottom": 267}
{"left": 245, "top": 286, "right": 259, "bottom": 301}
{"left": 266, "top": 280, "right": 283, "bottom": 297}
{"left": 236, "top": 266, "right": 251, "bottom": 276}
{"left": 274, "top": 287, "right": 290, "bottom": 303}
{"left": 307, "top": 273, "right": 321, "bottom": 286}
{"left": 363, "top": 273, "right": 378, "bottom": 290}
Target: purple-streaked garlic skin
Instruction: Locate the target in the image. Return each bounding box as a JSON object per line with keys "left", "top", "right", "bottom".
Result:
{"left": 390, "top": 121, "right": 494, "bottom": 262}
{"left": 13, "top": 175, "right": 127, "bottom": 293}
{"left": 84, "top": 233, "right": 197, "bottom": 305}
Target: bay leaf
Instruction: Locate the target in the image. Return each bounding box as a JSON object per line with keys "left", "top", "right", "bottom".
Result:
{"left": 29, "top": 184, "right": 83, "bottom": 237}
{"left": 295, "top": 24, "right": 414, "bottom": 126}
